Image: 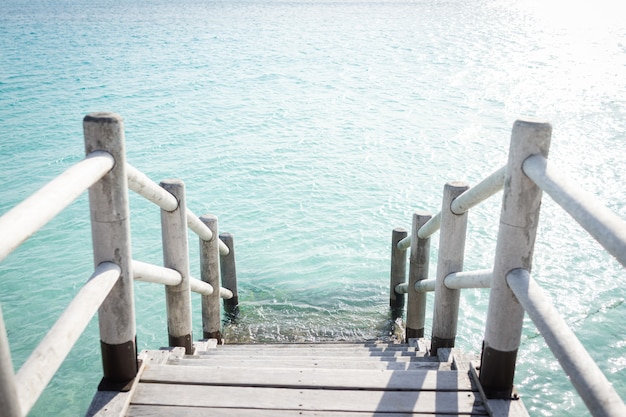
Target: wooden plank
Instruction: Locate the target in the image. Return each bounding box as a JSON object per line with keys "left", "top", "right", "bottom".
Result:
{"left": 197, "top": 348, "right": 422, "bottom": 357}
{"left": 131, "top": 383, "right": 488, "bottom": 414}
{"left": 127, "top": 404, "right": 486, "bottom": 417}
{"left": 218, "top": 342, "right": 411, "bottom": 350}
{"left": 140, "top": 365, "right": 475, "bottom": 392}
{"left": 182, "top": 354, "right": 436, "bottom": 363}
{"left": 168, "top": 357, "right": 444, "bottom": 371}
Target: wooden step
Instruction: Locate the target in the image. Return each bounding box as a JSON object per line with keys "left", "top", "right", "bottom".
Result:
{"left": 128, "top": 384, "right": 488, "bottom": 416}
{"left": 169, "top": 356, "right": 448, "bottom": 371}
{"left": 140, "top": 364, "right": 475, "bottom": 391}
{"left": 87, "top": 341, "right": 531, "bottom": 417}
{"left": 199, "top": 346, "right": 427, "bottom": 357}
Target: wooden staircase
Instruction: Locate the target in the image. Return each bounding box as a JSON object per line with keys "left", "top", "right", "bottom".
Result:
{"left": 86, "top": 339, "right": 530, "bottom": 416}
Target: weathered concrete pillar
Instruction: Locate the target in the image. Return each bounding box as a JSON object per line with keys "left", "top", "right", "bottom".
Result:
{"left": 161, "top": 179, "right": 193, "bottom": 353}
{"left": 200, "top": 214, "right": 221, "bottom": 341}
{"left": 406, "top": 211, "right": 432, "bottom": 339}
{"left": 390, "top": 228, "right": 408, "bottom": 314}
{"left": 219, "top": 233, "right": 239, "bottom": 316}
{"left": 84, "top": 112, "right": 138, "bottom": 388}
{"left": 430, "top": 182, "right": 469, "bottom": 355}
{"left": 479, "top": 118, "right": 552, "bottom": 398}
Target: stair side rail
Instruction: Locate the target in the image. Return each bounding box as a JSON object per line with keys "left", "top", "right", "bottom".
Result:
{"left": 0, "top": 113, "right": 129, "bottom": 416}
{"left": 507, "top": 269, "right": 626, "bottom": 417}
{"left": 126, "top": 160, "right": 239, "bottom": 339}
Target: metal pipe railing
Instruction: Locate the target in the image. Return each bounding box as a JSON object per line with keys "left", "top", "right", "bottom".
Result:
{"left": 132, "top": 259, "right": 233, "bottom": 299}
{"left": 444, "top": 269, "right": 492, "bottom": 289}
{"left": 132, "top": 260, "right": 182, "bottom": 286}
{"left": 450, "top": 166, "right": 506, "bottom": 215}
{"left": 0, "top": 307, "right": 20, "bottom": 417}
{"left": 507, "top": 268, "right": 626, "bottom": 417}
{"left": 126, "top": 163, "right": 178, "bottom": 211}
{"left": 15, "top": 262, "right": 121, "bottom": 416}
{"left": 0, "top": 151, "right": 114, "bottom": 263}
{"left": 126, "top": 163, "right": 230, "bottom": 256}
{"left": 523, "top": 154, "right": 626, "bottom": 268}
{"left": 0, "top": 112, "right": 239, "bottom": 416}
{"left": 396, "top": 165, "right": 506, "bottom": 250}
{"left": 401, "top": 269, "right": 493, "bottom": 294}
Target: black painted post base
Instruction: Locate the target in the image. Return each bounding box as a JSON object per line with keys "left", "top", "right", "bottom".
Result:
{"left": 479, "top": 344, "right": 519, "bottom": 399}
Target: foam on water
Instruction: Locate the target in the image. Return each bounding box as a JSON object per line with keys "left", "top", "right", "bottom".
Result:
{"left": 1, "top": 0, "right": 626, "bottom": 415}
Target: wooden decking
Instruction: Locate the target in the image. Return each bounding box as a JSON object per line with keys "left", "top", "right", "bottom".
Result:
{"left": 87, "top": 340, "right": 529, "bottom": 416}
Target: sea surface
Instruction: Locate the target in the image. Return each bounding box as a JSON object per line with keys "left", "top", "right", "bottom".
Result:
{"left": 1, "top": 0, "right": 626, "bottom": 415}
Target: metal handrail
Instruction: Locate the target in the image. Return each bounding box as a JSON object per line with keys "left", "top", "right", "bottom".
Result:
{"left": 126, "top": 163, "right": 230, "bottom": 256}
{"left": 132, "top": 260, "right": 233, "bottom": 299}
{"left": 14, "top": 262, "right": 121, "bottom": 416}
{"left": 396, "top": 269, "right": 492, "bottom": 294}
{"left": 0, "top": 151, "right": 114, "bottom": 263}
{"left": 0, "top": 122, "right": 237, "bottom": 415}
{"left": 523, "top": 154, "right": 626, "bottom": 267}
{"left": 507, "top": 269, "right": 626, "bottom": 417}
{"left": 396, "top": 165, "right": 506, "bottom": 250}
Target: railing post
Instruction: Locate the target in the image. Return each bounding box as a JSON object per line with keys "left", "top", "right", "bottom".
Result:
{"left": 406, "top": 211, "right": 432, "bottom": 339}
{"left": 431, "top": 182, "right": 469, "bottom": 355}
{"left": 84, "top": 112, "right": 138, "bottom": 389}
{"left": 200, "top": 215, "right": 221, "bottom": 342}
{"left": 0, "top": 307, "right": 21, "bottom": 417}
{"left": 160, "top": 179, "right": 193, "bottom": 353}
{"left": 219, "top": 233, "right": 239, "bottom": 317}
{"left": 390, "top": 228, "right": 408, "bottom": 314}
{"left": 479, "top": 118, "right": 552, "bottom": 398}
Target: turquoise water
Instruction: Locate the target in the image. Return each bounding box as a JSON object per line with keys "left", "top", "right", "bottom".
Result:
{"left": 1, "top": 0, "right": 626, "bottom": 415}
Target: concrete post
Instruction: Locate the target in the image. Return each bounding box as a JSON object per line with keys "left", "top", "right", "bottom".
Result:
{"left": 430, "top": 182, "right": 469, "bottom": 355}
{"left": 219, "top": 233, "right": 239, "bottom": 317}
{"left": 390, "top": 228, "right": 408, "bottom": 313}
{"left": 160, "top": 180, "right": 193, "bottom": 353}
{"left": 406, "top": 211, "right": 432, "bottom": 339}
{"left": 479, "top": 118, "right": 552, "bottom": 398}
{"left": 200, "top": 215, "right": 221, "bottom": 342}
{"left": 84, "top": 112, "right": 138, "bottom": 388}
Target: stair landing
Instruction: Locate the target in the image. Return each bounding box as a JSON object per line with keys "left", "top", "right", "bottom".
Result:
{"left": 87, "top": 340, "right": 529, "bottom": 416}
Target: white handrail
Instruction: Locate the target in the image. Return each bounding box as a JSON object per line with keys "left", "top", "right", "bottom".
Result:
{"left": 131, "top": 260, "right": 233, "bottom": 299}
{"left": 126, "top": 163, "right": 230, "bottom": 256}
{"left": 126, "top": 163, "right": 178, "bottom": 211}
{"left": 523, "top": 154, "right": 626, "bottom": 268}
{"left": 397, "top": 165, "right": 506, "bottom": 250}
{"left": 507, "top": 269, "right": 626, "bottom": 417}
{"left": 407, "top": 270, "right": 493, "bottom": 293}
{"left": 15, "top": 262, "right": 121, "bottom": 416}
{"left": 416, "top": 212, "right": 441, "bottom": 240}
{"left": 0, "top": 151, "right": 114, "bottom": 263}
{"left": 450, "top": 166, "right": 506, "bottom": 215}
{"left": 444, "top": 269, "right": 492, "bottom": 289}
{"left": 133, "top": 260, "right": 181, "bottom": 286}
{"left": 0, "top": 307, "right": 20, "bottom": 417}
{"left": 415, "top": 279, "right": 436, "bottom": 293}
